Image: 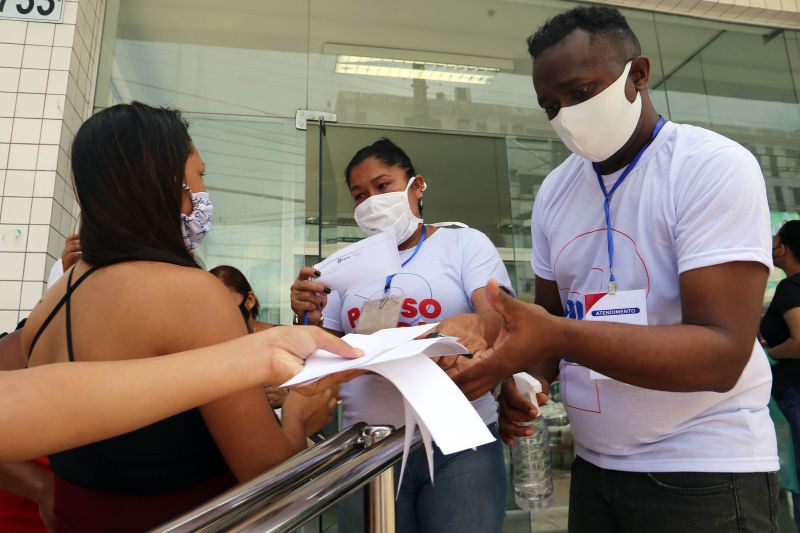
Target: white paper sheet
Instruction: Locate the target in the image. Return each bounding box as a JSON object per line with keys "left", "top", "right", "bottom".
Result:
{"left": 375, "top": 357, "right": 491, "bottom": 488}
{"left": 282, "top": 323, "right": 466, "bottom": 387}
{"left": 313, "top": 231, "right": 401, "bottom": 292}
{"left": 281, "top": 325, "right": 492, "bottom": 482}
{"left": 366, "top": 355, "right": 494, "bottom": 455}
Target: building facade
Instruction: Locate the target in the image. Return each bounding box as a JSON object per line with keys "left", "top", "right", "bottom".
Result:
{"left": 2, "top": 0, "right": 799, "bottom": 331}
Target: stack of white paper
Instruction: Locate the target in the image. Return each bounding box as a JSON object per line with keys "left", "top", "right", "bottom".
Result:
{"left": 282, "top": 324, "right": 495, "bottom": 481}
{"left": 283, "top": 325, "right": 466, "bottom": 386}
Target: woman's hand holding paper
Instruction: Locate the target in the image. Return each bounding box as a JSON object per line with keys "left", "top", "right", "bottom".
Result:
{"left": 253, "top": 325, "right": 362, "bottom": 388}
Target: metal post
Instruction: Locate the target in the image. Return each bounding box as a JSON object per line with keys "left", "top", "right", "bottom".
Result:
{"left": 367, "top": 468, "right": 395, "bottom": 533}
{"left": 361, "top": 425, "right": 396, "bottom": 533}
{"left": 152, "top": 424, "right": 414, "bottom": 533}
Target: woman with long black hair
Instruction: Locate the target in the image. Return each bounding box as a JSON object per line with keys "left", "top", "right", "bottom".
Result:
{"left": 21, "top": 102, "right": 352, "bottom": 532}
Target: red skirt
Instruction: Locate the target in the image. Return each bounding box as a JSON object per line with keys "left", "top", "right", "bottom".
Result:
{"left": 0, "top": 458, "right": 51, "bottom": 533}
{"left": 53, "top": 471, "right": 236, "bottom": 533}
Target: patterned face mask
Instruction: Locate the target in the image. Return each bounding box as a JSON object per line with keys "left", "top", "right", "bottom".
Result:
{"left": 181, "top": 184, "right": 213, "bottom": 251}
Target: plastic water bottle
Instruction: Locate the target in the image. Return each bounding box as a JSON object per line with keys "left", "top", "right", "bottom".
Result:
{"left": 511, "top": 373, "right": 554, "bottom": 511}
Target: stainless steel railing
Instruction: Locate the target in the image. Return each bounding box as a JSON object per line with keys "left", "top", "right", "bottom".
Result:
{"left": 152, "top": 423, "right": 414, "bottom": 533}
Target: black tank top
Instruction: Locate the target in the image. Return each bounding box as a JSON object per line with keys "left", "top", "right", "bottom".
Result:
{"left": 29, "top": 266, "right": 230, "bottom": 493}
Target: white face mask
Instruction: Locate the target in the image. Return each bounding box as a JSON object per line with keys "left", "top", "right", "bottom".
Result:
{"left": 548, "top": 61, "right": 642, "bottom": 162}
{"left": 181, "top": 185, "right": 213, "bottom": 250}
{"left": 354, "top": 176, "right": 425, "bottom": 245}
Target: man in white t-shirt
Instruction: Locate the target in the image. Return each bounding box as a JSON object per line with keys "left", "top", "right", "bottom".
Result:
{"left": 448, "top": 6, "right": 779, "bottom": 532}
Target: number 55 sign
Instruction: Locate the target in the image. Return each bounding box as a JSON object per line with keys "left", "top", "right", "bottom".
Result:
{"left": 0, "top": 0, "right": 64, "bottom": 22}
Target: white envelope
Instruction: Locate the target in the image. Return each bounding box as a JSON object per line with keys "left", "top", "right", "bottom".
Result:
{"left": 313, "top": 231, "right": 401, "bottom": 292}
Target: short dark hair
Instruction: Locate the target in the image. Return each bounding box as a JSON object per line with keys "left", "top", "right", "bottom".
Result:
{"left": 778, "top": 221, "right": 800, "bottom": 259}
{"left": 344, "top": 138, "right": 416, "bottom": 186}
{"left": 527, "top": 6, "right": 641, "bottom": 61}
{"left": 209, "top": 265, "right": 260, "bottom": 319}
{"left": 72, "top": 102, "right": 197, "bottom": 268}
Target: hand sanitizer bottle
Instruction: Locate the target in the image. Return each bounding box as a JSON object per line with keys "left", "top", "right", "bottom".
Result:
{"left": 511, "top": 372, "right": 554, "bottom": 511}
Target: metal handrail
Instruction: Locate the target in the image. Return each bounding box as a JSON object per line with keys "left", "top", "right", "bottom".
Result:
{"left": 228, "top": 427, "right": 409, "bottom": 532}
{"left": 152, "top": 423, "right": 368, "bottom": 533}
{"left": 151, "top": 423, "right": 414, "bottom": 533}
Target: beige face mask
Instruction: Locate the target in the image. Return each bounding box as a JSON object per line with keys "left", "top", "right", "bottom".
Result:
{"left": 549, "top": 61, "right": 642, "bottom": 162}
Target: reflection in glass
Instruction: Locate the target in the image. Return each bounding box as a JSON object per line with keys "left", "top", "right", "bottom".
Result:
{"left": 95, "top": 0, "right": 310, "bottom": 116}
{"left": 189, "top": 116, "right": 306, "bottom": 325}
{"left": 506, "top": 137, "right": 569, "bottom": 302}
{"left": 654, "top": 14, "right": 800, "bottom": 214}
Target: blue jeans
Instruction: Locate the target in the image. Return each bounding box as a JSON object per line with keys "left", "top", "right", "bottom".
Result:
{"left": 777, "top": 385, "right": 800, "bottom": 530}
{"left": 569, "top": 456, "right": 779, "bottom": 533}
{"left": 337, "top": 422, "right": 506, "bottom": 533}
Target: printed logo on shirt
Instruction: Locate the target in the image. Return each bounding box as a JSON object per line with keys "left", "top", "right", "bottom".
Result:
{"left": 564, "top": 298, "right": 585, "bottom": 320}
{"left": 590, "top": 307, "right": 640, "bottom": 317}
{"left": 346, "top": 297, "right": 442, "bottom": 329}
{"left": 342, "top": 272, "right": 443, "bottom": 330}
{"left": 553, "top": 228, "right": 651, "bottom": 321}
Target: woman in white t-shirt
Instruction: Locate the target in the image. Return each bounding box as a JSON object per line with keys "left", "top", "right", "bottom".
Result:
{"left": 290, "top": 138, "right": 510, "bottom": 533}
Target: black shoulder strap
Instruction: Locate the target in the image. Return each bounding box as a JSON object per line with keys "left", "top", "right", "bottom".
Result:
{"left": 28, "top": 266, "right": 100, "bottom": 360}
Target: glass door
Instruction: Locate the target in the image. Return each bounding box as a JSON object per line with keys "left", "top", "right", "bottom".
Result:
{"left": 306, "top": 123, "right": 515, "bottom": 264}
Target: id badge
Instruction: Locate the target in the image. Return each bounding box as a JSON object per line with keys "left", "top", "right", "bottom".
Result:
{"left": 357, "top": 296, "right": 403, "bottom": 334}
{"left": 584, "top": 289, "right": 648, "bottom": 380}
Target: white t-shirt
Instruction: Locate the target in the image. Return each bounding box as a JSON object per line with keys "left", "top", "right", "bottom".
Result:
{"left": 532, "top": 121, "right": 778, "bottom": 473}
{"left": 47, "top": 258, "right": 64, "bottom": 287}
{"left": 325, "top": 227, "right": 513, "bottom": 429}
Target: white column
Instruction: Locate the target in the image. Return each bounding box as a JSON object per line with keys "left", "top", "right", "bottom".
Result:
{"left": 0, "top": 0, "right": 105, "bottom": 332}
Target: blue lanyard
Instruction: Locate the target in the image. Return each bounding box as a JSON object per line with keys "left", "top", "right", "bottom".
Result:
{"left": 592, "top": 117, "right": 665, "bottom": 294}
{"left": 384, "top": 225, "right": 427, "bottom": 293}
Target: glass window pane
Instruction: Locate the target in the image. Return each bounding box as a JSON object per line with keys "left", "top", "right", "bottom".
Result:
{"left": 189, "top": 116, "right": 306, "bottom": 325}
{"left": 655, "top": 14, "right": 800, "bottom": 217}
{"left": 307, "top": 0, "right": 574, "bottom": 138}
{"left": 96, "top": 0, "right": 310, "bottom": 116}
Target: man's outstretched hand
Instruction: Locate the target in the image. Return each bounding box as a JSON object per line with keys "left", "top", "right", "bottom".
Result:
{"left": 447, "top": 279, "right": 558, "bottom": 399}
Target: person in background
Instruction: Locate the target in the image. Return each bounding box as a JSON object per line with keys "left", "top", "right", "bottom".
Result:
{"left": 46, "top": 234, "right": 80, "bottom": 288}
{"left": 761, "top": 219, "right": 800, "bottom": 529}
{"left": 209, "top": 265, "right": 276, "bottom": 333}
{"left": 21, "top": 102, "right": 349, "bottom": 532}
{"left": 450, "top": 6, "right": 778, "bottom": 532}
{"left": 210, "top": 264, "right": 314, "bottom": 410}
{"left": 291, "top": 138, "right": 510, "bottom": 533}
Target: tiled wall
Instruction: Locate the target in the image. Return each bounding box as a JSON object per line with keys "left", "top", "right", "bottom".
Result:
{"left": 0, "top": 0, "right": 105, "bottom": 332}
